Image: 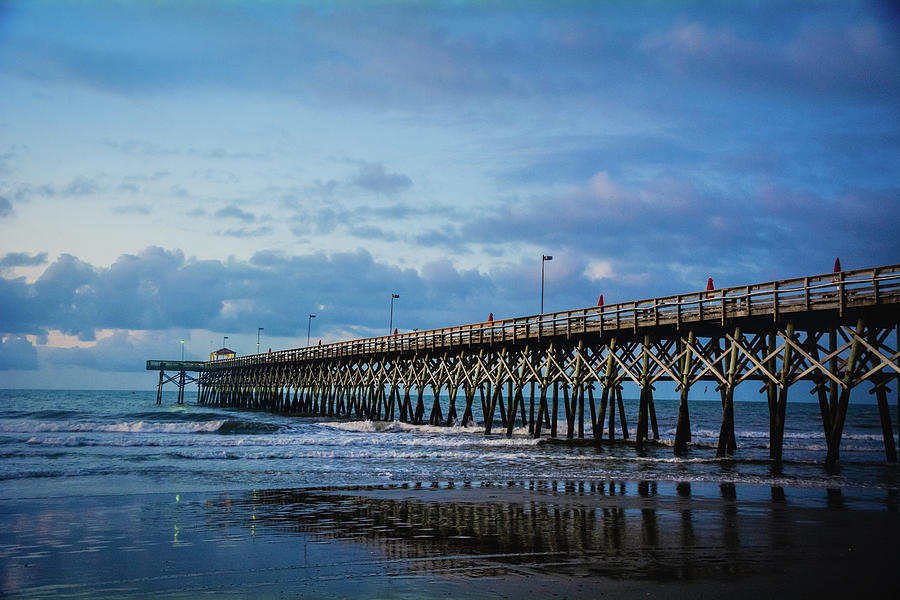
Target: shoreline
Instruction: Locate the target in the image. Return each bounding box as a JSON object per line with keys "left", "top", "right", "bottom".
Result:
{"left": 2, "top": 478, "right": 898, "bottom": 598}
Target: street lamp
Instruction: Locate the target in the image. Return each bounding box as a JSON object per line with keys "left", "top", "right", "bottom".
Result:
{"left": 389, "top": 293, "right": 399, "bottom": 335}
{"left": 307, "top": 314, "right": 316, "bottom": 346}
{"left": 541, "top": 255, "right": 553, "bottom": 314}
{"left": 180, "top": 339, "right": 185, "bottom": 361}
{"left": 257, "top": 327, "right": 264, "bottom": 354}
{"left": 223, "top": 336, "right": 228, "bottom": 349}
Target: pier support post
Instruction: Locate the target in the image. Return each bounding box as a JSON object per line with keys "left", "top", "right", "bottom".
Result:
{"left": 587, "top": 382, "right": 598, "bottom": 439}
{"left": 873, "top": 378, "right": 898, "bottom": 462}
{"left": 156, "top": 370, "right": 164, "bottom": 405}
{"left": 528, "top": 381, "right": 536, "bottom": 435}
{"left": 446, "top": 385, "right": 458, "bottom": 426}
{"left": 717, "top": 327, "right": 741, "bottom": 457}
{"left": 550, "top": 380, "right": 559, "bottom": 438}
{"left": 674, "top": 331, "right": 695, "bottom": 455}
{"left": 826, "top": 318, "right": 864, "bottom": 467}
{"left": 636, "top": 335, "right": 651, "bottom": 452}
{"left": 533, "top": 345, "right": 552, "bottom": 439}
{"left": 769, "top": 321, "right": 794, "bottom": 460}
{"left": 616, "top": 385, "right": 629, "bottom": 439}
{"left": 596, "top": 338, "right": 615, "bottom": 444}
{"left": 177, "top": 370, "right": 186, "bottom": 405}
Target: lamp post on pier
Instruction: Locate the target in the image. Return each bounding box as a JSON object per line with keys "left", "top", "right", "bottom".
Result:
{"left": 307, "top": 314, "right": 316, "bottom": 346}
{"left": 541, "top": 255, "right": 553, "bottom": 314}
{"left": 181, "top": 339, "right": 185, "bottom": 362}
{"left": 257, "top": 327, "right": 264, "bottom": 354}
{"left": 389, "top": 294, "right": 399, "bottom": 335}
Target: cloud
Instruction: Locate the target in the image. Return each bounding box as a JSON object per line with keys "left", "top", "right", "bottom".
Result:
{"left": 463, "top": 170, "right": 900, "bottom": 293}
{"left": 585, "top": 260, "right": 613, "bottom": 281}
{"left": 642, "top": 18, "right": 900, "bottom": 98}
{"left": 346, "top": 225, "right": 398, "bottom": 242}
{"left": 0, "top": 252, "right": 48, "bottom": 268}
{"left": 787, "top": 21, "right": 900, "bottom": 95}
{"left": 0, "top": 150, "right": 13, "bottom": 175}
{"left": 304, "top": 179, "right": 338, "bottom": 199}
{"left": 11, "top": 184, "right": 56, "bottom": 202}
{"left": 0, "top": 197, "right": 11, "bottom": 217}
{"left": 353, "top": 163, "right": 412, "bottom": 195}
{"left": 112, "top": 203, "right": 152, "bottom": 215}
{"left": 214, "top": 205, "right": 255, "bottom": 222}
{"left": 62, "top": 176, "right": 102, "bottom": 196}
{"left": 42, "top": 330, "right": 157, "bottom": 372}
{"left": 218, "top": 226, "right": 273, "bottom": 238}
{"left": 0, "top": 336, "right": 39, "bottom": 370}
{"left": 0, "top": 246, "right": 505, "bottom": 342}
{"left": 104, "top": 139, "right": 179, "bottom": 156}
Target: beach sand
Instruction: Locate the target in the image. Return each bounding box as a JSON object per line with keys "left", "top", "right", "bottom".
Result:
{"left": 2, "top": 480, "right": 898, "bottom": 598}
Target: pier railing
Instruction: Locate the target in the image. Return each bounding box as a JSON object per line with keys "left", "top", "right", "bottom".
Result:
{"left": 208, "top": 264, "right": 900, "bottom": 369}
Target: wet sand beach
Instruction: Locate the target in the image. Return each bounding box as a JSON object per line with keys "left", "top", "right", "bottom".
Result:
{"left": 2, "top": 479, "right": 898, "bottom": 599}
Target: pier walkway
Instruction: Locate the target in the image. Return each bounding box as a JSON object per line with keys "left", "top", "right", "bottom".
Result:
{"left": 149, "top": 264, "right": 900, "bottom": 465}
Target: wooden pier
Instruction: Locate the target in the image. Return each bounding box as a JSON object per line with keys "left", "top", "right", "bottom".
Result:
{"left": 145, "top": 360, "right": 208, "bottom": 405}
{"left": 149, "top": 265, "right": 900, "bottom": 465}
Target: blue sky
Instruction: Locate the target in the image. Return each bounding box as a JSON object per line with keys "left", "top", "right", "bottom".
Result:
{"left": 1, "top": 0, "right": 898, "bottom": 388}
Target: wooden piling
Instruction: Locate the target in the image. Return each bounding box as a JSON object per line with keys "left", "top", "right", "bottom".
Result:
{"left": 674, "top": 331, "right": 694, "bottom": 455}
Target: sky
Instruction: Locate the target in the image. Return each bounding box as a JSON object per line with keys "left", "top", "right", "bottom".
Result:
{"left": 1, "top": 0, "right": 899, "bottom": 389}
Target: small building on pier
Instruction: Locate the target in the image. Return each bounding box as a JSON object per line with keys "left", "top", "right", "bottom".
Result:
{"left": 210, "top": 347, "right": 236, "bottom": 361}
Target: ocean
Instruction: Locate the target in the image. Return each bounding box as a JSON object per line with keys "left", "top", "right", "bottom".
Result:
{"left": 2, "top": 389, "right": 898, "bottom": 498}
{"left": 2, "top": 389, "right": 899, "bottom": 598}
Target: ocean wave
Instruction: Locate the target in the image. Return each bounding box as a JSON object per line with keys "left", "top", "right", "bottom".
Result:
{"left": 319, "top": 420, "right": 542, "bottom": 446}
{"left": 2, "top": 419, "right": 281, "bottom": 435}
{"left": 162, "top": 447, "right": 544, "bottom": 462}
{"left": 125, "top": 411, "right": 235, "bottom": 422}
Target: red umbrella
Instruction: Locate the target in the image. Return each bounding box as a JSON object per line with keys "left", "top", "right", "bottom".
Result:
{"left": 488, "top": 312, "right": 493, "bottom": 322}
{"left": 392, "top": 328, "right": 398, "bottom": 336}
{"left": 834, "top": 257, "right": 841, "bottom": 273}
{"left": 706, "top": 277, "right": 714, "bottom": 291}
{"left": 597, "top": 294, "right": 604, "bottom": 307}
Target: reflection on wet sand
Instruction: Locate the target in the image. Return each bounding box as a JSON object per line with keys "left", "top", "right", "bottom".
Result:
{"left": 2, "top": 481, "right": 897, "bottom": 598}
{"left": 204, "top": 479, "right": 893, "bottom": 583}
